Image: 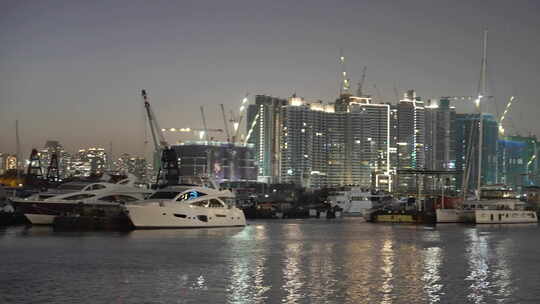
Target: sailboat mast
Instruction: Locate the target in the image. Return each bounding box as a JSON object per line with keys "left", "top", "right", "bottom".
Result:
{"left": 476, "top": 29, "right": 488, "bottom": 196}
{"left": 15, "top": 120, "right": 21, "bottom": 183}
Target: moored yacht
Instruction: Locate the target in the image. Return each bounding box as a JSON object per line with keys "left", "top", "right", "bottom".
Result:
{"left": 327, "top": 187, "right": 385, "bottom": 216}
{"left": 123, "top": 185, "right": 246, "bottom": 229}
{"left": 11, "top": 176, "right": 150, "bottom": 225}
{"left": 459, "top": 187, "right": 537, "bottom": 224}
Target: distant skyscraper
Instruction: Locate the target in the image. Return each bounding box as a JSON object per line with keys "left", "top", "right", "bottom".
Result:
{"left": 246, "top": 95, "right": 288, "bottom": 183}
{"left": 395, "top": 90, "right": 425, "bottom": 192}
{"left": 39, "top": 140, "right": 71, "bottom": 178}
{"left": 73, "top": 147, "right": 107, "bottom": 176}
{"left": 280, "top": 95, "right": 329, "bottom": 188}
{"left": 424, "top": 98, "right": 457, "bottom": 190}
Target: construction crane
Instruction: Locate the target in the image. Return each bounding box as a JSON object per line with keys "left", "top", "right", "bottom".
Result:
{"left": 200, "top": 106, "right": 210, "bottom": 142}
{"left": 356, "top": 66, "right": 367, "bottom": 97}
{"left": 142, "top": 89, "right": 168, "bottom": 153}
{"left": 220, "top": 104, "right": 231, "bottom": 142}
{"left": 230, "top": 93, "right": 249, "bottom": 143}
{"left": 498, "top": 96, "right": 517, "bottom": 135}
{"left": 141, "top": 89, "right": 179, "bottom": 186}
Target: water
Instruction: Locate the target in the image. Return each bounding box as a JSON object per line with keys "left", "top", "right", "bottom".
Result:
{"left": 1, "top": 218, "right": 539, "bottom": 304}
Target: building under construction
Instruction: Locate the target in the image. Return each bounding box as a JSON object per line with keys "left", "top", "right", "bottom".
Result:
{"left": 171, "top": 141, "right": 257, "bottom": 183}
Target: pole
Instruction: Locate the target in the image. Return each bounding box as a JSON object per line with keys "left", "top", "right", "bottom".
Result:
{"left": 15, "top": 120, "right": 21, "bottom": 183}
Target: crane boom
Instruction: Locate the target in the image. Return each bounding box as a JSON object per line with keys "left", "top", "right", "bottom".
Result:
{"left": 233, "top": 94, "right": 249, "bottom": 143}
{"left": 356, "top": 66, "right": 367, "bottom": 96}
{"left": 200, "top": 106, "right": 210, "bottom": 142}
{"left": 499, "top": 96, "right": 516, "bottom": 135}
{"left": 220, "top": 104, "right": 231, "bottom": 142}
{"left": 142, "top": 89, "right": 168, "bottom": 152}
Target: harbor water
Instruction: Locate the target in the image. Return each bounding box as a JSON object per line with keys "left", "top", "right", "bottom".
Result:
{"left": 1, "top": 219, "right": 539, "bottom": 303}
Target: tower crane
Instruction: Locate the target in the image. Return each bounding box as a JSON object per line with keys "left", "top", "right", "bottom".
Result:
{"left": 220, "top": 104, "right": 231, "bottom": 142}
{"left": 142, "top": 89, "right": 168, "bottom": 153}
{"left": 200, "top": 106, "right": 210, "bottom": 142}
{"left": 356, "top": 66, "right": 367, "bottom": 97}
{"left": 141, "top": 89, "right": 178, "bottom": 186}
{"left": 230, "top": 93, "right": 249, "bottom": 143}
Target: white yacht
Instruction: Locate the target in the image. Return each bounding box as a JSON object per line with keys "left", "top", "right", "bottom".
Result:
{"left": 123, "top": 185, "right": 246, "bottom": 229}
{"left": 11, "top": 176, "right": 150, "bottom": 225}
{"left": 459, "top": 188, "right": 537, "bottom": 224}
{"left": 327, "top": 187, "right": 380, "bottom": 216}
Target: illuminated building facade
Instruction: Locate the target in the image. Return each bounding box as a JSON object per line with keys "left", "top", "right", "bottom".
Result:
{"left": 280, "top": 96, "right": 329, "bottom": 188}
{"left": 395, "top": 90, "right": 425, "bottom": 192}
{"left": 246, "top": 95, "right": 288, "bottom": 183}
{"left": 424, "top": 98, "right": 457, "bottom": 190}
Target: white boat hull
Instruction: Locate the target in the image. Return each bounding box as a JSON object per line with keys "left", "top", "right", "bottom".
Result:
{"left": 25, "top": 214, "right": 55, "bottom": 225}
{"left": 436, "top": 209, "right": 463, "bottom": 223}
{"left": 475, "top": 210, "right": 538, "bottom": 224}
{"left": 125, "top": 204, "right": 246, "bottom": 228}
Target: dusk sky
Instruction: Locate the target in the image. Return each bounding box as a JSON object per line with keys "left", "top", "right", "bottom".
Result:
{"left": 1, "top": 0, "right": 539, "bottom": 158}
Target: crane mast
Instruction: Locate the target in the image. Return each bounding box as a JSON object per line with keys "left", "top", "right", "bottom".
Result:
{"left": 142, "top": 89, "right": 168, "bottom": 152}
{"left": 220, "top": 104, "right": 231, "bottom": 142}
{"left": 200, "top": 106, "right": 210, "bottom": 142}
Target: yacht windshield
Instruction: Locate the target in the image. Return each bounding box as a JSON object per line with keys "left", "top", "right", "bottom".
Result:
{"left": 149, "top": 191, "right": 181, "bottom": 199}
{"left": 57, "top": 183, "right": 87, "bottom": 191}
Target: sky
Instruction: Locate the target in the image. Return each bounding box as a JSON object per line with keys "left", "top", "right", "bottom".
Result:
{"left": 1, "top": 0, "right": 539, "bottom": 158}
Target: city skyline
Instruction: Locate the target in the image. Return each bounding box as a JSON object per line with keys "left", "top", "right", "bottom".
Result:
{"left": 2, "top": 0, "right": 540, "bottom": 156}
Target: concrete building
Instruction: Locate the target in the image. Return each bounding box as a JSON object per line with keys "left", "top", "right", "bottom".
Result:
{"left": 280, "top": 95, "right": 330, "bottom": 188}
{"left": 246, "top": 95, "right": 288, "bottom": 183}
{"left": 498, "top": 135, "right": 539, "bottom": 190}
{"left": 424, "top": 98, "right": 457, "bottom": 191}
{"left": 395, "top": 90, "right": 425, "bottom": 193}
{"left": 172, "top": 141, "right": 257, "bottom": 183}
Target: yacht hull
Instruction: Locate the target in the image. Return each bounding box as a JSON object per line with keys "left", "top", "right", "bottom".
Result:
{"left": 125, "top": 204, "right": 246, "bottom": 228}
{"left": 436, "top": 209, "right": 463, "bottom": 223}
{"left": 475, "top": 210, "right": 538, "bottom": 224}
{"left": 25, "top": 214, "right": 55, "bottom": 225}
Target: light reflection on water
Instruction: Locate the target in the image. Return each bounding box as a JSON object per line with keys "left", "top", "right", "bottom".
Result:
{"left": 466, "top": 229, "right": 492, "bottom": 304}
{"left": 1, "top": 221, "right": 539, "bottom": 303}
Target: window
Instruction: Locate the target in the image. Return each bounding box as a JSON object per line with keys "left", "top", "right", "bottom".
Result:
{"left": 63, "top": 194, "right": 96, "bottom": 200}
{"left": 149, "top": 191, "right": 181, "bottom": 199}
{"left": 177, "top": 191, "right": 207, "bottom": 201}
{"left": 190, "top": 200, "right": 209, "bottom": 207}
{"left": 57, "top": 184, "right": 86, "bottom": 191}
{"left": 209, "top": 199, "right": 224, "bottom": 208}
{"left": 91, "top": 184, "right": 107, "bottom": 190}
{"left": 98, "top": 195, "right": 139, "bottom": 203}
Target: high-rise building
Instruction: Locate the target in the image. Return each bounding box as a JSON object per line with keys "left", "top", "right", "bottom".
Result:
{"left": 72, "top": 147, "right": 107, "bottom": 176}
{"left": 38, "top": 140, "right": 71, "bottom": 178}
{"left": 280, "top": 96, "right": 330, "bottom": 188}
{"left": 395, "top": 90, "right": 425, "bottom": 193}
{"left": 498, "top": 135, "right": 539, "bottom": 190}
{"left": 279, "top": 94, "right": 391, "bottom": 189}
{"left": 423, "top": 98, "right": 457, "bottom": 190}
{"left": 246, "top": 95, "right": 288, "bottom": 183}
{"left": 455, "top": 113, "right": 499, "bottom": 192}
{"left": 346, "top": 97, "right": 391, "bottom": 189}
